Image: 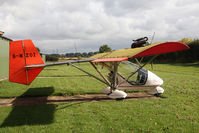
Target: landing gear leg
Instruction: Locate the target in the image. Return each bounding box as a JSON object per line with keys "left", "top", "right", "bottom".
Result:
{"left": 107, "top": 62, "right": 127, "bottom": 99}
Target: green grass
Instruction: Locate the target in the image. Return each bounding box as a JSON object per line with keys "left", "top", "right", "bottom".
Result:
{"left": 0, "top": 62, "right": 199, "bottom": 132}
{"left": 0, "top": 63, "right": 108, "bottom": 97}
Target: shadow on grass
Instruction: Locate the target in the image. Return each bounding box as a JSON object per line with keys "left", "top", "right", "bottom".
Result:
{"left": 1, "top": 87, "right": 56, "bottom": 127}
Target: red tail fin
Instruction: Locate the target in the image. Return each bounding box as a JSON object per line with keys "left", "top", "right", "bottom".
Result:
{"left": 9, "top": 40, "right": 44, "bottom": 85}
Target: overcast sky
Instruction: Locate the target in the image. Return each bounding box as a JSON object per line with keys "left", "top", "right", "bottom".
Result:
{"left": 0, "top": 0, "right": 199, "bottom": 53}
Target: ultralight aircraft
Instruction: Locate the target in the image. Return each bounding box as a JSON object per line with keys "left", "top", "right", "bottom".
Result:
{"left": 9, "top": 37, "right": 189, "bottom": 99}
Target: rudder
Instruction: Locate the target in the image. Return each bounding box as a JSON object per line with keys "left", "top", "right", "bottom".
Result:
{"left": 9, "top": 40, "right": 44, "bottom": 85}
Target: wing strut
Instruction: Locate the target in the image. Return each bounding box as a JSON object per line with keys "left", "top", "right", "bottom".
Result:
{"left": 90, "top": 62, "right": 111, "bottom": 87}
{"left": 135, "top": 58, "right": 142, "bottom": 67}
{"left": 99, "top": 62, "right": 133, "bottom": 86}
{"left": 126, "top": 55, "right": 158, "bottom": 81}
{"left": 69, "top": 63, "right": 110, "bottom": 86}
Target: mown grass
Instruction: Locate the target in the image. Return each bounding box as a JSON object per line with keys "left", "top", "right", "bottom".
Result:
{"left": 0, "top": 63, "right": 108, "bottom": 97}
{"left": 0, "top": 62, "right": 199, "bottom": 132}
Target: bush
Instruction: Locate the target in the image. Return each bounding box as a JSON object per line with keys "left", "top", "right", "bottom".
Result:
{"left": 46, "top": 55, "right": 59, "bottom": 61}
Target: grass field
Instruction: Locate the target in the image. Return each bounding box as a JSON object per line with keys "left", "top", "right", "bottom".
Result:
{"left": 0, "top": 62, "right": 199, "bottom": 132}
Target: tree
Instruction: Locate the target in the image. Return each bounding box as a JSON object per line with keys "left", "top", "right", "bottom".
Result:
{"left": 36, "top": 47, "right": 40, "bottom": 53}
{"left": 88, "top": 52, "right": 94, "bottom": 57}
{"left": 46, "top": 55, "right": 58, "bottom": 61}
{"left": 179, "top": 38, "right": 193, "bottom": 44}
{"left": 99, "top": 44, "right": 112, "bottom": 53}
{"left": 82, "top": 52, "right": 88, "bottom": 57}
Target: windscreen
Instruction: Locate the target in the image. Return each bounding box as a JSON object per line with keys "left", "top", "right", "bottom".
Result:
{"left": 118, "top": 61, "right": 148, "bottom": 85}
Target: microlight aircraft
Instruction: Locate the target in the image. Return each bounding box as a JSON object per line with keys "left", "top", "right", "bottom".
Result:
{"left": 9, "top": 38, "right": 189, "bottom": 99}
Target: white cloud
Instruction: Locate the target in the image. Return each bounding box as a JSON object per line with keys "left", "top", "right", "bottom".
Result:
{"left": 0, "top": 0, "right": 199, "bottom": 53}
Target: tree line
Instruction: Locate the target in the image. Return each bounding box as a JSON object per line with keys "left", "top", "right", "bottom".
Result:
{"left": 46, "top": 45, "right": 111, "bottom": 61}
{"left": 64, "top": 44, "right": 111, "bottom": 57}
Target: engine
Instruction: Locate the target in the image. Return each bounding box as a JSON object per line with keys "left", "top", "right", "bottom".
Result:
{"left": 131, "top": 37, "right": 148, "bottom": 48}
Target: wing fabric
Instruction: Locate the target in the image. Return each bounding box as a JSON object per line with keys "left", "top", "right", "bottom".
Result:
{"left": 91, "top": 42, "right": 189, "bottom": 62}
